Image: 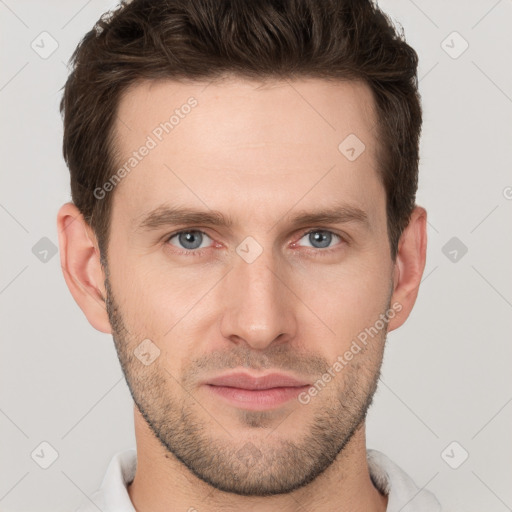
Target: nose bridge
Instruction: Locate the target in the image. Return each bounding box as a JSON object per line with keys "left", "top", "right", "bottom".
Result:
{"left": 219, "top": 237, "right": 296, "bottom": 349}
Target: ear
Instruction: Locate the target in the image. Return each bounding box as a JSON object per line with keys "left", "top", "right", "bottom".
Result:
{"left": 56, "top": 202, "right": 112, "bottom": 334}
{"left": 387, "top": 206, "right": 427, "bottom": 332}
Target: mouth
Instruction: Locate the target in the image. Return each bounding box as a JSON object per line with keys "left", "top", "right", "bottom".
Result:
{"left": 203, "top": 371, "right": 311, "bottom": 411}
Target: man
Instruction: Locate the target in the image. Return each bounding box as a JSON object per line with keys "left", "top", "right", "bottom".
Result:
{"left": 57, "top": 0, "right": 441, "bottom": 510}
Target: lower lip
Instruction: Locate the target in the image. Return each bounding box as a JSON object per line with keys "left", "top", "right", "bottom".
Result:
{"left": 205, "top": 384, "right": 310, "bottom": 410}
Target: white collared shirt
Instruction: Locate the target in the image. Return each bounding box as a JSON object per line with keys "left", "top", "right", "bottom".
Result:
{"left": 75, "top": 448, "right": 442, "bottom": 511}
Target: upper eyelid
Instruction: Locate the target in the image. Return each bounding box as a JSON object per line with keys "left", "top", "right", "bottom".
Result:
{"left": 166, "top": 229, "right": 213, "bottom": 242}
{"left": 294, "top": 229, "right": 345, "bottom": 247}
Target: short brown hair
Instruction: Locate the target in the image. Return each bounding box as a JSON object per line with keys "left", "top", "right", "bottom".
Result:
{"left": 60, "top": 0, "right": 422, "bottom": 264}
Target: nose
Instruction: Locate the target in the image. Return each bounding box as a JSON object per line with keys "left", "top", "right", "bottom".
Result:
{"left": 219, "top": 246, "right": 298, "bottom": 351}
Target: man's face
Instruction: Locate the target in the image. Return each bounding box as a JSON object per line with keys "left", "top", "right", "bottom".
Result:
{"left": 104, "top": 77, "right": 394, "bottom": 495}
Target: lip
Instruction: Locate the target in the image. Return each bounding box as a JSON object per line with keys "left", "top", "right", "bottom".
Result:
{"left": 203, "top": 371, "right": 311, "bottom": 411}
{"left": 206, "top": 372, "right": 310, "bottom": 389}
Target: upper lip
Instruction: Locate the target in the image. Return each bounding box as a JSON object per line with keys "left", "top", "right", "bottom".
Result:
{"left": 205, "top": 372, "right": 311, "bottom": 390}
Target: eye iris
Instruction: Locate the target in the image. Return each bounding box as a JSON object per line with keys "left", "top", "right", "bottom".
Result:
{"left": 179, "top": 231, "right": 203, "bottom": 250}
{"left": 310, "top": 230, "right": 332, "bottom": 248}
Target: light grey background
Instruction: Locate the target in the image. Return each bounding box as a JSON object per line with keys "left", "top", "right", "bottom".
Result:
{"left": 1, "top": 1, "right": 511, "bottom": 511}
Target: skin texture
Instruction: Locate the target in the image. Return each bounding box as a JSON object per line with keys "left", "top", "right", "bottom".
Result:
{"left": 57, "top": 77, "right": 427, "bottom": 512}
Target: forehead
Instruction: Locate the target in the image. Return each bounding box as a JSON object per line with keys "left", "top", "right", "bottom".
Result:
{"left": 110, "top": 76, "right": 383, "bottom": 231}
{"left": 115, "top": 76, "right": 378, "bottom": 154}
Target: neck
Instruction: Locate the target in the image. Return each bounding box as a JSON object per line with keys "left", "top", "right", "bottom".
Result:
{"left": 127, "top": 405, "right": 388, "bottom": 512}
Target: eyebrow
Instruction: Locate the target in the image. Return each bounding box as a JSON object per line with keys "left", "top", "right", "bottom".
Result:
{"left": 134, "top": 203, "right": 370, "bottom": 232}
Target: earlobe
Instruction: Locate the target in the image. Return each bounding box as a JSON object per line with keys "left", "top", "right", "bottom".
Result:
{"left": 387, "top": 206, "right": 428, "bottom": 333}
{"left": 56, "top": 202, "right": 112, "bottom": 334}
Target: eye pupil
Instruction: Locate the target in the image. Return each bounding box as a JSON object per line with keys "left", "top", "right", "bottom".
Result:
{"left": 179, "top": 230, "right": 203, "bottom": 249}
{"left": 309, "top": 230, "right": 332, "bottom": 249}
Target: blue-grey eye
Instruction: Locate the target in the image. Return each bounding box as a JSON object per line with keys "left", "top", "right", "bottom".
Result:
{"left": 300, "top": 230, "right": 340, "bottom": 249}
{"left": 168, "top": 230, "right": 212, "bottom": 250}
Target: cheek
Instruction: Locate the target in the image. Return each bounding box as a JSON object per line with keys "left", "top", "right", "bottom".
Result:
{"left": 108, "top": 258, "right": 177, "bottom": 339}
{"left": 116, "top": 263, "right": 219, "bottom": 364}
{"left": 294, "top": 260, "right": 390, "bottom": 335}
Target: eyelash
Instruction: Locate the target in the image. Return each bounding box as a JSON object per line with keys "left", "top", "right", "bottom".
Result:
{"left": 164, "top": 228, "right": 347, "bottom": 258}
